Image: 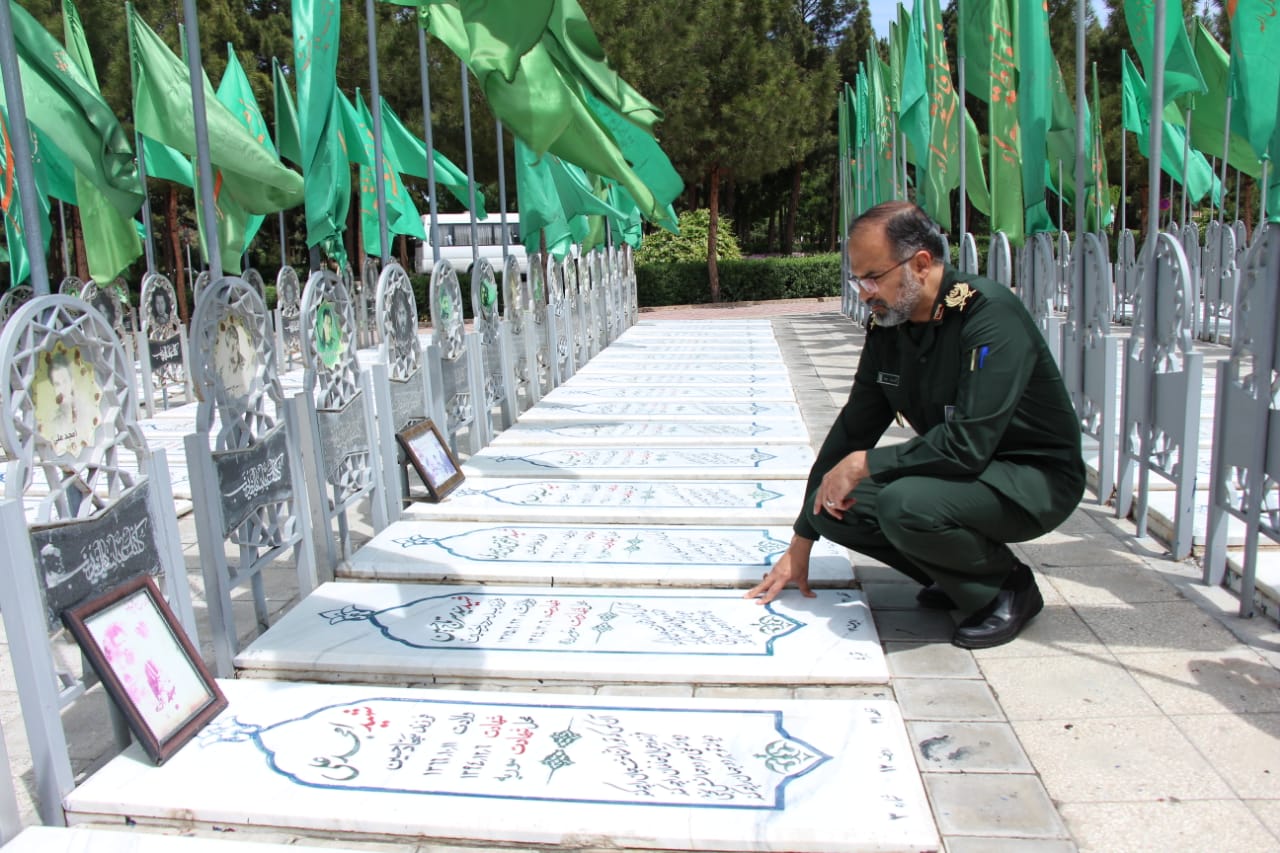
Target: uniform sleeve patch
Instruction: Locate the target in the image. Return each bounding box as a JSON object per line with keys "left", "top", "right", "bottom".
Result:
{"left": 944, "top": 282, "right": 977, "bottom": 311}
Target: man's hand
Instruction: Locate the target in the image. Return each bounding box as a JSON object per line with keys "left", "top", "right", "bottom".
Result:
{"left": 745, "top": 538, "right": 816, "bottom": 605}
{"left": 812, "top": 450, "right": 869, "bottom": 521}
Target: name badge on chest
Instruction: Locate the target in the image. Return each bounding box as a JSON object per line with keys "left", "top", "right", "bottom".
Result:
{"left": 877, "top": 371, "right": 900, "bottom": 387}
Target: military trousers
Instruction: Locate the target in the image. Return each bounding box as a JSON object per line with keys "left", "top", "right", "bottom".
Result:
{"left": 803, "top": 475, "right": 1048, "bottom": 614}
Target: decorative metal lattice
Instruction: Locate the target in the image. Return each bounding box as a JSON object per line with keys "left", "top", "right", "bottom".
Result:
{"left": 194, "top": 270, "right": 212, "bottom": 302}
{"left": 0, "top": 284, "right": 34, "bottom": 325}
{"left": 242, "top": 268, "right": 266, "bottom": 298}
{"left": 503, "top": 253, "right": 532, "bottom": 389}
{"left": 57, "top": 276, "right": 83, "bottom": 298}
{"left": 525, "top": 253, "right": 551, "bottom": 389}
{"left": 377, "top": 262, "right": 421, "bottom": 383}
{"left": 470, "top": 257, "right": 507, "bottom": 409}
{"left": 428, "top": 260, "right": 474, "bottom": 434}
{"left": 140, "top": 272, "right": 185, "bottom": 387}
{"left": 987, "top": 232, "right": 1012, "bottom": 288}
{"left": 0, "top": 296, "right": 145, "bottom": 523}
{"left": 276, "top": 265, "right": 302, "bottom": 359}
{"left": 79, "top": 279, "right": 127, "bottom": 341}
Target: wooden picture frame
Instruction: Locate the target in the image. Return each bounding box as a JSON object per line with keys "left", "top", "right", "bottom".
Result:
{"left": 62, "top": 576, "right": 227, "bottom": 765}
{"left": 396, "top": 418, "right": 465, "bottom": 501}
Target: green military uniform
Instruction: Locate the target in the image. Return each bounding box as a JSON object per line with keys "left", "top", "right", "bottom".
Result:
{"left": 796, "top": 266, "right": 1085, "bottom": 612}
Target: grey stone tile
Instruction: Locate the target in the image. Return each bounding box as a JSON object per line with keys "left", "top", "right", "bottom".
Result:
{"left": 884, "top": 642, "right": 980, "bottom": 678}
{"left": 1059, "top": 799, "right": 1278, "bottom": 853}
{"left": 908, "top": 721, "right": 1033, "bottom": 773}
{"left": 1244, "top": 800, "right": 1280, "bottom": 843}
{"left": 1171, "top": 713, "right": 1280, "bottom": 799}
{"left": 1116, "top": 650, "right": 1280, "bottom": 715}
{"left": 692, "top": 685, "right": 795, "bottom": 699}
{"left": 979, "top": 655, "right": 1158, "bottom": 720}
{"left": 924, "top": 773, "right": 1068, "bottom": 838}
{"left": 1018, "top": 535, "right": 1149, "bottom": 568}
{"left": 852, "top": 563, "right": 916, "bottom": 584}
{"left": 894, "top": 678, "right": 1005, "bottom": 721}
{"left": 595, "top": 684, "right": 694, "bottom": 698}
{"left": 1013, "top": 716, "right": 1235, "bottom": 802}
{"left": 1080, "top": 601, "right": 1252, "bottom": 654}
{"left": 968, "top": 605, "right": 1106, "bottom": 660}
{"left": 793, "top": 685, "right": 891, "bottom": 701}
{"left": 872, "top": 609, "right": 958, "bottom": 643}
{"left": 1040, "top": 562, "right": 1187, "bottom": 607}
{"left": 861, "top": 581, "right": 937, "bottom": 611}
{"left": 945, "top": 837, "right": 1078, "bottom": 853}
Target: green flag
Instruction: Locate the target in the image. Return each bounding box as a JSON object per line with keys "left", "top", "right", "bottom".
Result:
{"left": 336, "top": 90, "right": 373, "bottom": 167}
{"left": 272, "top": 58, "right": 302, "bottom": 167}
{"left": 293, "top": 0, "right": 349, "bottom": 259}
{"left": 216, "top": 44, "right": 280, "bottom": 260}
{"left": 6, "top": 0, "right": 142, "bottom": 218}
{"left": 514, "top": 135, "right": 623, "bottom": 258}
{"left": 1123, "top": 0, "right": 1207, "bottom": 107}
{"left": 0, "top": 103, "right": 53, "bottom": 285}
{"left": 583, "top": 89, "right": 683, "bottom": 216}
{"left": 961, "top": 0, "right": 993, "bottom": 101}
{"left": 355, "top": 91, "right": 425, "bottom": 259}
{"left": 887, "top": 19, "right": 902, "bottom": 113}
{"left": 62, "top": 0, "right": 142, "bottom": 282}
{"left": 140, "top": 136, "right": 194, "bottom": 186}
{"left": 378, "top": 96, "right": 483, "bottom": 214}
{"left": 1088, "top": 63, "right": 1113, "bottom": 231}
{"left": 989, "top": 0, "right": 1023, "bottom": 244}
{"left": 923, "top": 0, "right": 960, "bottom": 230}
{"left": 606, "top": 183, "right": 643, "bottom": 249}
{"left": 1227, "top": 0, "right": 1280, "bottom": 163}
{"left": 871, "top": 55, "right": 896, "bottom": 203}
{"left": 31, "top": 126, "right": 77, "bottom": 204}
{"left": 1122, "top": 52, "right": 1221, "bottom": 205}
{"left": 964, "top": 106, "right": 991, "bottom": 216}
{"left": 899, "top": 0, "right": 930, "bottom": 170}
{"left": 1046, "top": 58, "right": 1084, "bottom": 210}
{"left": 1188, "top": 19, "right": 1260, "bottom": 178}
{"left": 1017, "top": 0, "right": 1054, "bottom": 234}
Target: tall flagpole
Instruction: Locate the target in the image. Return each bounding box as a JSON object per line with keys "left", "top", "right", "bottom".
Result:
{"left": 135, "top": 133, "right": 156, "bottom": 273}
{"left": 181, "top": 0, "right": 222, "bottom": 280}
{"left": 58, "top": 201, "right": 69, "bottom": 276}
{"left": 957, "top": 0, "right": 966, "bottom": 241}
{"left": 1180, "top": 105, "right": 1193, "bottom": 226}
{"left": 496, "top": 121, "right": 509, "bottom": 261}
{"left": 460, "top": 61, "right": 480, "bottom": 268}
{"left": 0, "top": 1, "right": 51, "bottom": 295}
{"left": 417, "top": 26, "right": 441, "bottom": 265}
{"left": 1219, "top": 97, "right": 1233, "bottom": 223}
{"left": 365, "top": 0, "right": 390, "bottom": 263}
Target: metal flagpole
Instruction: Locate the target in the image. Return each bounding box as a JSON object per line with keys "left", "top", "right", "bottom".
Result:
{"left": 496, "top": 121, "right": 509, "bottom": 261}
{"left": 135, "top": 133, "right": 156, "bottom": 273}
{"left": 957, "top": 0, "right": 966, "bottom": 241}
{"left": 460, "top": 61, "right": 480, "bottom": 268}
{"left": 1261, "top": 159, "right": 1270, "bottom": 225}
{"left": 890, "top": 114, "right": 900, "bottom": 198}
{"left": 1120, "top": 124, "right": 1127, "bottom": 238}
{"left": 1072, "top": 0, "right": 1087, "bottom": 355}
{"left": 278, "top": 212, "right": 287, "bottom": 266}
{"left": 365, "top": 0, "right": 390, "bottom": 263}
{"left": 0, "top": 1, "right": 51, "bottom": 295}
{"left": 181, "top": 0, "right": 222, "bottom": 280}
{"left": 1180, "top": 105, "right": 1193, "bottom": 226}
{"left": 418, "top": 27, "right": 441, "bottom": 265}
{"left": 58, "top": 201, "right": 69, "bottom": 276}
{"left": 1219, "top": 96, "right": 1233, "bottom": 223}
{"left": 1234, "top": 170, "right": 1241, "bottom": 223}
{"left": 1058, "top": 160, "right": 1065, "bottom": 230}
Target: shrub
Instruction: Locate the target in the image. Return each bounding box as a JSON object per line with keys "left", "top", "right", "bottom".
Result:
{"left": 635, "top": 209, "right": 743, "bottom": 264}
{"left": 635, "top": 254, "right": 842, "bottom": 307}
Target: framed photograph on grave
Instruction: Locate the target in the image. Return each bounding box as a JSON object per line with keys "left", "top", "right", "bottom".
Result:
{"left": 62, "top": 576, "right": 227, "bottom": 765}
{"left": 396, "top": 418, "right": 464, "bottom": 501}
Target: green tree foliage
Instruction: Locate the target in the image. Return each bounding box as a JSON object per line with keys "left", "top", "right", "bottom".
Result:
{"left": 634, "top": 209, "right": 742, "bottom": 264}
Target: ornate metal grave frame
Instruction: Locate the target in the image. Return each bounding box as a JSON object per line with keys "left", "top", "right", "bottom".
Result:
{"left": 371, "top": 261, "right": 443, "bottom": 522}
{"left": 468, "top": 256, "right": 517, "bottom": 441}
{"left": 0, "top": 284, "right": 34, "bottom": 326}
{"left": 294, "top": 268, "right": 389, "bottom": 573}
{"left": 1113, "top": 228, "right": 1139, "bottom": 324}
{"left": 358, "top": 257, "right": 380, "bottom": 349}
{"left": 545, "top": 253, "right": 576, "bottom": 385}
{"left": 586, "top": 249, "right": 606, "bottom": 358}
{"left": 1115, "top": 233, "right": 1204, "bottom": 559}
{"left": 57, "top": 275, "right": 84, "bottom": 298}
{"left": 1199, "top": 221, "right": 1237, "bottom": 344}
{"left": 427, "top": 259, "right": 485, "bottom": 456}
{"left": 987, "top": 231, "right": 1012, "bottom": 288}
{"left": 503, "top": 252, "right": 541, "bottom": 409}
{"left": 1018, "top": 232, "right": 1061, "bottom": 364}
{"left": 138, "top": 272, "right": 193, "bottom": 416}
{"left": 565, "top": 255, "right": 590, "bottom": 368}
{"left": 193, "top": 270, "right": 212, "bottom": 303}
{"left": 1205, "top": 225, "right": 1280, "bottom": 617}
{"left": 274, "top": 265, "right": 303, "bottom": 371}
{"left": 959, "top": 232, "right": 979, "bottom": 276}
{"left": 185, "top": 274, "right": 319, "bottom": 676}
{"left": 1054, "top": 231, "right": 1071, "bottom": 312}
{"left": 525, "top": 253, "right": 555, "bottom": 397}
{"left": 623, "top": 243, "right": 639, "bottom": 326}
{"left": 0, "top": 295, "right": 196, "bottom": 824}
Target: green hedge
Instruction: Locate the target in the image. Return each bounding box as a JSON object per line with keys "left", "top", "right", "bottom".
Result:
{"left": 635, "top": 254, "right": 842, "bottom": 307}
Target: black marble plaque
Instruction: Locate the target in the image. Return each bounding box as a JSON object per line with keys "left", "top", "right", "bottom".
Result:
{"left": 317, "top": 393, "right": 371, "bottom": 485}
{"left": 31, "top": 482, "right": 161, "bottom": 632}
{"left": 148, "top": 334, "right": 183, "bottom": 373}
{"left": 212, "top": 425, "right": 293, "bottom": 537}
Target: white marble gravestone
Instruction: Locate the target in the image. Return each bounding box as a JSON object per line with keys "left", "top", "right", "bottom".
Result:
{"left": 488, "top": 420, "right": 812, "bottom": 447}
{"left": 515, "top": 400, "right": 806, "bottom": 423}
{"left": 574, "top": 361, "right": 790, "bottom": 376}
{"left": 401, "top": 478, "right": 807, "bottom": 524}
{"left": 541, "top": 384, "right": 798, "bottom": 403}
{"left": 344, "top": 521, "right": 849, "bottom": 587}
{"left": 463, "top": 444, "right": 816, "bottom": 478}
{"left": 234, "top": 583, "right": 886, "bottom": 684}
{"left": 64, "top": 681, "right": 937, "bottom": 853}
{"left": 0, "top": 828, "right": 370, "bottom": 853}
{"left": 557, "top": 371, "right": 794, "bottom": 387}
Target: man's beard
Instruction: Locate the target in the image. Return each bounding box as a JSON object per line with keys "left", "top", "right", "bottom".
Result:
{"left": 870, "top": 268, "right": 924, "bottom": 327}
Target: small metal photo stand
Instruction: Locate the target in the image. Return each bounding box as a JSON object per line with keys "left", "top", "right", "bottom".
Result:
{"left": 396, "top": 418, "right": 464, "bottom": 502}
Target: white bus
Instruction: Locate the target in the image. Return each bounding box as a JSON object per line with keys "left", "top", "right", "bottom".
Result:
{"left": 414, "top": 212, "right": 528, "bottom": 276}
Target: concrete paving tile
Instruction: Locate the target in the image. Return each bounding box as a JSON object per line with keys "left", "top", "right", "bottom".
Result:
{"left": 924, "top": 773, "right": 1068, "bottom": 838}
{"left": 884, "top": 642, "right": 980, "bottom": 678}
{"left": 1243, "top": 799, "right": 1280, "bottom": 842}
{"left": 979, "top": 655, "right": 1158, "bottom": 719}
{"left": 1040, "top": 562, "right": 1188, "bottom": 607}
{"left": 793, "top": 686, "right": 891, "bottom": 701}
{"left": 1171, "top": 713, "right": 1280, "bottom": 799}
{"left": 908, "top": 721, "right": 1033, "bottom": 773}
{"left": 692, "top": 685, "right": 795, "bottom": 699}
{"left": 1013, "top": 716, "right": 1235, "bottom": 802}
{"left": 595, "top": 684, "right": 695, "bottom": 698}
{"left": 968, "top": 605, "right": 1106, "bottom": 660}
{"left": 895, "top": 678, "right": 1004, "bottom": 721}
{"left": 1059, "top": 799, "right": 1277, "bottom": 853}
{"left": 851, "top": 562, "right": 916, "bottom": 584}
{"left": 1079, "top": 600, "right": 1252, "bottom": 653}
{"left": 872, "top": 609, "right": 958, "bottom": 643}
{"left": 1018, "top": 535, "right": 1149, "bottom": 568}
{"left": 1116, "top": 650, "right": 1280, "bottom": 715}
{"left": 945, "top": 837, "right": 1078, "bottom": 853}
{"left": 861, "top": 581, "right": 936, "bottom": 610}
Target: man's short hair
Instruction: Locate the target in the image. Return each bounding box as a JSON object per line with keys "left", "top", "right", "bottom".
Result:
{"left": 849, "top": 201, "right": 946, "bottom": 263}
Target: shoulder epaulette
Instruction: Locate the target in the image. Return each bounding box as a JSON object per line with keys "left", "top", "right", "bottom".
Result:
{"left": 942, "top": 281, "right": 979, "bottom": 312}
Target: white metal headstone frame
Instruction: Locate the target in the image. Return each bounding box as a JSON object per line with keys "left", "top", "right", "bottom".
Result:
{"left": 1205, "top": 224, "right": 1280, "bottom": 616}
{"left": 427, "top": 259, "right": 483, "bottom": 455}
{"left": 372, "top": 261, "right": 442, "bottom": 522}
{"left": 525, "top": 252, "right": 553, "bottom": 397}
{"left": 1018, "top": 232, "right": 1061, "bottom": 365}
{"left": 1200, "top": 221, "right": 1238, "bottom": 344}
{"left": 0, "top": 294, "right": 196, "bottom": 825}
{"left": 185, "top": 274, "right": 319, "bottom": 676}
{"left": 1114, "top": 229, "right": 1139, "bottom": 324}
{"left": 587, "top": 250, "right": 605, "bottom": 357}
{"left": 501, "top": 252, "right": 535, "bottom": 409}
{"left": 623, "top": 243, "right": 639, "bottom": 325}
{"left": 565, "top": 255, "right": 589, "bottom": 367}
{"left": 987, "top": 231, "right": 1012, "bottom": 288}
{"left": 359, "top": 256, "right": 380, "bottom": 349}
{"left": 1115, "top": 233, "right": 1204, "bottom": 560}
{"left": 959, "top": 232, "right": 979, "bottom": 275}
{"left": 57, "top": 275, "right": 83, "bottom": 297}
{"left": 193, "top": 269, "right": 212, "bottom": 303}
{"left": 242, "top": 267, "right": 266, "bottom": 299}
{"left": 274, "top": 265, "right": 303, "bottom": 370}
{"left": 138, "top": 272, "right": 193, "bottom": 415}
{"left": 469, "top": 256, "right": 516, "bottom": 441}
{"left": 297, "top": 268, "right": 389, "bottom": 571}
{"left": 0, "top": 283, "right": 33, "bottom": 325}
{"left": 546, "top": 254, "right": 575, "bottom": 385}
{"left": 78, "top": 279, "right": 127, "bottom": 342}
{"left": 1055, "top": 230, "right": 1072, "bottom": 312}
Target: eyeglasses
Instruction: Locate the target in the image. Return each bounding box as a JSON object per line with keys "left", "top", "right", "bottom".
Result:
{"left": 849, "top": 254, "right": 914, "bottom": 293}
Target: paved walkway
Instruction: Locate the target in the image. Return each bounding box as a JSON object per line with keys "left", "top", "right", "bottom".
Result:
{"left": 2, "top": 296, "right": 1279, "bottom": 852}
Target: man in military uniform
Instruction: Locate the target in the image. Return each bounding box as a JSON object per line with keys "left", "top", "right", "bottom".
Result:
{"left": 748, "top": 201, "right": 1085, "bottom": 648}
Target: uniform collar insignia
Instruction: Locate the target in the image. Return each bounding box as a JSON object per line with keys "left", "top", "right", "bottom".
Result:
{"left": 944, "top": 281, "right": 977, "bottom": 311}
{"left": 932, "top": 303, "right": 944, "bottom": 321}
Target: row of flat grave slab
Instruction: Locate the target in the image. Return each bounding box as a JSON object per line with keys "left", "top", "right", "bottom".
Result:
{"left": 462, "top": 444, "right": 815, "bottom": 478}
{"left": 540, "top": 383, "right": 800, "bottom": 402}
{"left": 490, "top": 419, "right": 811, "bottom": 446}
{"left": 515, "top": 400, "right": 806, "bottom": 423}
{"left": 401, "top": 478, "right": 807, "bottom": 525}
{"left": 233, "top": 583, "right": 885, "bottom": 685}
{"left": 63, "top": 681, "right": 938, "bottom": 852}
{"left": 0, "top": 828, "right": 369, "bottom": 853}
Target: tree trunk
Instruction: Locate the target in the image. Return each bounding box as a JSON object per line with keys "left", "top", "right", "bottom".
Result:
{"left": 767, "top": 208, "right": 777, "bottom": 253}
{"left": 398, "top": 233, "right": 409, "bottom": 271}
{"left": 71, "top": 207, "right": 89, "bottom": 281}
{"left": 707, "top": 162, "right": 721, "bottom": 304}
{"left": 783, "top": 161, "right": 802, "bottom": 255}
{"left": 724, "top": 171, "right": 736, "bottom": 230}
{"left": 829, "top": 166, "right": 839, "bottom": 252}
{"left": 168, "top": 187, "right": 189, "bottom": 325}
